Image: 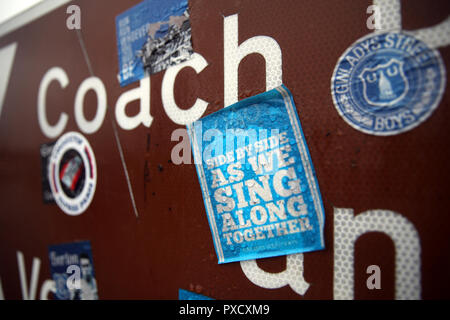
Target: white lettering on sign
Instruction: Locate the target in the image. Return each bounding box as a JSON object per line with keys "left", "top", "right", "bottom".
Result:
{"left": 17, "top": 5, "right": 442, "bottom": 300}
{"left": 0, "top": 43, "right": 17, "bottom": 119}
{"left": 162, "top": 53, "right": 209, "bottom": 125}
{"left": 16, "top": 251, "right": 55, "bottom": 300}
{"left": 115, "top": 76, "right": 152, "bottom": 130}
{"left": 333, "top": 208, "right": 421, "bottom": 300}
{"left": 240, "top": 208, "right": 421, "bottom": 300}
{"left": 37, "top": 67, "right": 69, "bottom": 138}
{"left": 0, "top": 251, "right": 56, "bottom": 300}
{"left": 36, "top": 13, "right": 283, "bottom": 137}
{"left": 17, "top": 251, "right": 40, "bottom": 300}
{"left": 223, "top": 13, "right": 282, "bottom": 107}
{"left": 240, "top": 253, "right": 310, "bottom": 296}
{"left": 75, "top": 77, "right": 107, "bottom": 134}
{"left": 374, "top": 0, "right": 450, "bottom": 49}
{"left": 39, "top": 280, "right": 56, "bottom": 300}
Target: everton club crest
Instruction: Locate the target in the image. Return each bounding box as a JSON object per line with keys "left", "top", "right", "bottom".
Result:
{"left": 48, "top": 132, "right": 97, "bottom": 216}
{"left": 331, "top": 32, "right": 446, "bottom": 136}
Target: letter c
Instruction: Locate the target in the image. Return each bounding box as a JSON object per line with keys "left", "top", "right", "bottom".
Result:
{"left": 38, "top": 67, "right": 69, "bottom": 138}
{"left": 162, "top": 53, "right": 209, "bottom": 125}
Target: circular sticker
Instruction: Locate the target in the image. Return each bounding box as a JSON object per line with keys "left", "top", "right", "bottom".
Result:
{"left": 331, "top": 32, "right": 446, "bottom": 135}
{"left": 48, "top": 132, "right": 97, "bottom": 216}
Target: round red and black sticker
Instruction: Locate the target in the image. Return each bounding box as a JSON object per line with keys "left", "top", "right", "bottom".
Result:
{"left": 48, "top": 132, "right": 97, "bottom": 216}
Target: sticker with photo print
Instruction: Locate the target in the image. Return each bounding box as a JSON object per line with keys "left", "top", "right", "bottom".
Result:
{"left": 48, "top": 240, "right": 98, "bottom": 300}
{"left": 116, "top": 0, "right": 193, "bottom": 86}
{"left": 40, "top": 141, "right": 56, "bottom": 203}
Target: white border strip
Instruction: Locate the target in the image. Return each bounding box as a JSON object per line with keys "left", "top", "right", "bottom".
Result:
{"left": 0, "top": 0, "right": 72, "bottom": 38}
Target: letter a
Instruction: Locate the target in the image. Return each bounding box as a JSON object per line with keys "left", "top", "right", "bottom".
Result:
{"left": 115, "top": 76, "right": 152, "bottom": 130}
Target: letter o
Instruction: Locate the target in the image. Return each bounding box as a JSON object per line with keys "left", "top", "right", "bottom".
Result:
{"left": 233, "top": 231, "right": 244, "bottom": 243}
{"left": 74, "top": 77, "right": 107, "bottom": 134}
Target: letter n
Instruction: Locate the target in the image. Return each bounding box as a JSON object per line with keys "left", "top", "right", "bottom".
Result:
{"left": 333, "top": 208, "right": 421, "bottom": 300}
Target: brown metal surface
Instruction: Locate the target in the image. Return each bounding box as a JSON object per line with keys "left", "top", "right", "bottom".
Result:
{"left": 0, "top": 0, "right": 449, "bottom": 299}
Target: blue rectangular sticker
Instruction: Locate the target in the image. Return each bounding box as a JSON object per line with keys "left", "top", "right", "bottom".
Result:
{"left": 187, "top": 85, "right": 325, "bottom": 264}
{"left": 115, "top": 0, "right": 193, "bottom": 86}
{"left": 178, "top": 288, "right": 214, "bottom": 300}
{"left": 48, "top": 240, "right": 98, "bottom": 300}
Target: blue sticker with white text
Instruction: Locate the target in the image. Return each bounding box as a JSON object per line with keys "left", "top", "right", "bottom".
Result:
{"left": 187, "top": 85, "right": 325, "bottom": 264}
